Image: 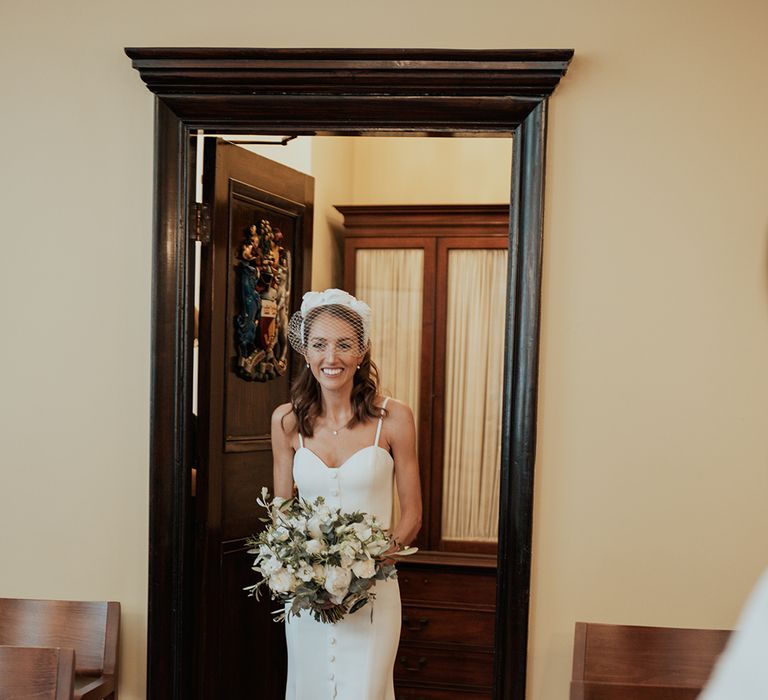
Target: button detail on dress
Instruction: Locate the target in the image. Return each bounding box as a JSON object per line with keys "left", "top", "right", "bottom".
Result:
{"left": 328, "top": 672, "right": 335, "bottom": 681}
{"left": 330, "top": 471, "right": 338, "bottom": 479}
{"left": 329, "top": 637, "right": 336, "bottom": 645}
{"left": 329, "top": 654, "right": 335, "bottom": 662}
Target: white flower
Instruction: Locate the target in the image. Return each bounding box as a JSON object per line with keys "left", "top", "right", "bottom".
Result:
{"left": 352, "top": 558, "right": 376, "bottom": 579}
{"left": 295, "top": 561, "right": 314, "bottom": 582}
{"left": 247, "top": 490, "right": 414, "bottom": 623}
{"left": 324, "top": 565, "right": 352, "bottom": 603}
{"left": 315, "top": 504, "right": 332, "bottom": 521}
{"left": 366, "top": 537, "right": 390, "bottom": 557}
{"left": 305, "top": 538, "right": 324, "bottom": 555}
{"left": 307, "top": 515, "right": 324, "bottom": 539}
{"left": 273, "top": 526, "right": 290, "bottom": 542}
{"left": 340, "top": 540, "right": 361, "bottom": 559}
{"left": 288, "top": 516, "right": 307, "bottom": 531}
{"left": 269, "top": 567, "right": 297, "bottom": 593}
{"left": 352, "top": 522, "right": 372, "bottom": 541}
{"left": 260, "top": 556, "right": 282, "bottom": 575}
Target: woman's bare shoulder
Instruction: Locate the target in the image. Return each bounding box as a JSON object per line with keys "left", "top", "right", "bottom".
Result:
{"left": 378, "top": 397, "right": 414, "bottom": 423}
{"left": 272, "top": 402, "right": 297, "bottom": 435}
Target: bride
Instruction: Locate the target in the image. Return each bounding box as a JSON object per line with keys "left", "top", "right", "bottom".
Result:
{"left": 271, "top": 288, "right": 422, "bottom": 700}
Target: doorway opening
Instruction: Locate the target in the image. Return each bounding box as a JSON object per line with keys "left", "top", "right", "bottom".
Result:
{"left": 126, "top": 46, "right": 573, "bottom": 700}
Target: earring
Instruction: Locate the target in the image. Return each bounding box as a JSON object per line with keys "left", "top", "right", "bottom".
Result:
{"left": 356, "top": 364, "right": 361, "bottom": 370}
{"left": 306, "top": 363, "right": 310, "bottom": 368}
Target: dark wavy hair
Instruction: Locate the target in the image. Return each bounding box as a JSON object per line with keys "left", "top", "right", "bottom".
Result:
{"left": 289, "top": 304, "right": 383, "bottom": 437}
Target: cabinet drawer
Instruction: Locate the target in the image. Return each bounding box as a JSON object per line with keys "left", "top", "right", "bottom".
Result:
{"left": 401, "top": 605, "right": 495, "bottom": 647}
{"left": 398, "top": 568, "right": 496, "bottom": 606}
{"left": 394, "top": 646, "right": 494, "bottom": 687}
{"left": 395, "top": 686, "right": 492, "bottom": 700}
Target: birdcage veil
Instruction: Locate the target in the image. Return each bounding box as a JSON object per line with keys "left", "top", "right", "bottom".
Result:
{"left": 288, "top": 289, "right": 372, "bottom": 358}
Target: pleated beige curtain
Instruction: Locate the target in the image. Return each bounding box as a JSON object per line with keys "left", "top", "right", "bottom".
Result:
{"left": 355, "top": 249, "right": 424, "bottom": 429}
{"left": 441, "top": 249, "right": 507, "bottom": 542}
{"left": 355, "top": 248, "right": 424, "bottom": 527}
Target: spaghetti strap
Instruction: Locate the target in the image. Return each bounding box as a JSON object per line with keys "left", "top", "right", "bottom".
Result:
{"left": 373, "top": 397, "right": 390, "bottom": 447}
{"left": 298, "top": 433, "right": 304, "bottom": 449}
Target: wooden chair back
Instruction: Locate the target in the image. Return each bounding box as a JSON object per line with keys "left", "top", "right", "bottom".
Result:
{"left": 0, "top": 645, "right": 75, "bottom": 700}
{"left": 570, "top": 621, "right": 731, "bottom": 700}
{"left": 0, "top": 598, "right": 119, "bottom": 699}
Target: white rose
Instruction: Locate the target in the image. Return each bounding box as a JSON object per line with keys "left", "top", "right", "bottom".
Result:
{"left": 269, "top": 567, "right": 297, "bottom": 593}
{"left": 260, "top": 556, "right": 282, "bottom": 575}
{"left": 305, "top": 538, "right": 324, "bottom": 555}
{"left": 352, "top": 522, "right": 372, "bottom": 541}
{"left": 366, "top": 537, "right": 390, "bottom": 557}
{"left": 273, "top": 526, "right": 290, "bottom": 542}
{"left": 352, "top": 558, "right": 376, "bottom": 579}
{"left": 286, "top": 515, "right": 306, "bottom": 530}
{"left": 324, "top": 565, "right": 352, "bottom": 603}
{"left": 339, "top": 553, "right": 353, "bottom": 569}
{"left": 315, "top": 504, "right": 332, "bottom": 521}
{"left": 342, "top": 540, "right": 362, "bottom": 556}
{"left": 307, "top": 515, "right": 324, "bottom": 539}
{"left": 295, "top": 561, "right": 314, "bottom": 582}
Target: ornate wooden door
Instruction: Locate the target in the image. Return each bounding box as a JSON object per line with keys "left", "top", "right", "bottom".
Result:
{"left": 195, "top": 140, "right": 313, "bottom": 698}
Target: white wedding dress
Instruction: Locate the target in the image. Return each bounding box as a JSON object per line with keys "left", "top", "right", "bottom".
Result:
{"left": 285, "top": 398, "right": 400, "bottom": 700}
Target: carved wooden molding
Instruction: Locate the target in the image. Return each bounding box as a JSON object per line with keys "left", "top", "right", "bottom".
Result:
{"left": 125, "top": 48, "right": 573, "bottom": 131}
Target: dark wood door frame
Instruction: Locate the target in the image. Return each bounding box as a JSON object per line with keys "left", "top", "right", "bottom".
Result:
{"left": 126, "top": 47, "right": 573, "bottom": 700}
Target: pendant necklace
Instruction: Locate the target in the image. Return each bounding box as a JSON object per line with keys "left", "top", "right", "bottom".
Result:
{"left": 328, "top": 418, "right": 351, "bottom": 436}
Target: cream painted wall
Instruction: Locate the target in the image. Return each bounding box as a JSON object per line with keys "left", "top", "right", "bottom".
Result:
{"left": 241, "top": 136, "right": 313, "bottom": 176}
{"left": 311, "top": 137, "right": 355, "bottom": 289}
{"left": 311, "top": 135, "right": 512, "bottom": 287}
{"left": 2, "top": 1, "right": 767, "bottom": 698}
{"left": 351, "top": 137, "right": 513, "bottom": 204}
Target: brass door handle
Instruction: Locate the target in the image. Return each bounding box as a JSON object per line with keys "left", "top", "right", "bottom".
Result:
{"left": 399, "top": 656, "right": 427, "bottom": 672}
{"left": 402, "top": 615, "right": 429, "bottom": 632}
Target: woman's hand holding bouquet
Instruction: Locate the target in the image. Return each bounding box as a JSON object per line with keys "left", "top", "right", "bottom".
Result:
{"left": 245, "top": 488, "right": 416, "bottom": 624}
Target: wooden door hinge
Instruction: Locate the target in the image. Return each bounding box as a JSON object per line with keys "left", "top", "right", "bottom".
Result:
{"left": 189, "top": 202, "right": 211, "bottom": 244}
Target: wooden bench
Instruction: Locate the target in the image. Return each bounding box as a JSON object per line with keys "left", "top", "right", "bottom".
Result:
{"left": 570, "top": 622, "right": 731, "bottom": 700}
{"left": 0, "top": 598, "right": 119, "bottom": 700}
{"left": 0, "top": 644, "right": 75, "bottom": 700}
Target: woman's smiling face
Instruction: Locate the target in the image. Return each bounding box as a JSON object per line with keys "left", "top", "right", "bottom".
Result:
{"left": 305, "top": 312, "right": 364, "bottom": 389}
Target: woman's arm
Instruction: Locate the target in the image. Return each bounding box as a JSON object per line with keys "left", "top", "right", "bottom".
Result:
{"left": 271, "top": 403, "right": 296, "bottom": 500}
{"left": 386, "top": 399, "right": 422, "bottom": 546}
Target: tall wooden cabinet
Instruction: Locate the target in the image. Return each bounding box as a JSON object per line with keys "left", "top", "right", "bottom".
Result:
{"left": 338, "top": 205, "right": 509, "bottom": 698}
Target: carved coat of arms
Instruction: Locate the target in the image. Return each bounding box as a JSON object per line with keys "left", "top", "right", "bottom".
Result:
{"left": 234, "top": 219, "right": 291, "bottom": 382}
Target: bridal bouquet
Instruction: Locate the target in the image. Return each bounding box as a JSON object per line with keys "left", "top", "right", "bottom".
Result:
{"left": 245, "top": 488, "right": 416, "bottom": 623}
